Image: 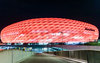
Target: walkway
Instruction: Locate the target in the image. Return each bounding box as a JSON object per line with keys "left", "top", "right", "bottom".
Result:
{"left": 19, "top": 53, "right": 72, "bottom": 63}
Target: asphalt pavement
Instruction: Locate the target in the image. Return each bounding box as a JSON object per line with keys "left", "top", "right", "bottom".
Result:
{"left": 19, "top": 53, "right": 72, "bottom": 63}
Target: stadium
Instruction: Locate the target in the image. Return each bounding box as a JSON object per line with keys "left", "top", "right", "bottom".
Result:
{"left": 0, "top": 18, "right": 99, "bottom": 45}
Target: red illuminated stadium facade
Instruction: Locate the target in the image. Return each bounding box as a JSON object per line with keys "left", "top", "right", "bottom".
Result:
{"left": 0, "top": 18, "right": 99, "bottom": 43}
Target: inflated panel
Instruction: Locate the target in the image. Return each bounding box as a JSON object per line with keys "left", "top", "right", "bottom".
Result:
{"left": 1, "top": 18, "right": 99, "bottom": 43}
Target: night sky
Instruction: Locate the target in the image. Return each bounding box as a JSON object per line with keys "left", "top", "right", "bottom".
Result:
{"left": 0, "top": 0, "right": 100, "bottom": 38}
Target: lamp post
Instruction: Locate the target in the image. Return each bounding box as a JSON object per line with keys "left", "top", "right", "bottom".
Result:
{"left": 59, "top": 32, "right": 63, "bottom": 51}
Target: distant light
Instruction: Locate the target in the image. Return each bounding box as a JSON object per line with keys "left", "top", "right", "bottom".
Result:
{"left": 38, "top": 43, "right": 48, "bottom": 45}
{"left": 65, "top": 42, "right": 80, "bottom": 45}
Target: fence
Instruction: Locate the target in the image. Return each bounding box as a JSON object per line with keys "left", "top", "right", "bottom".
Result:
{"left": 46, "top": 50, "right": 100, "bottom": 63}
{"left": 0, "top": 49, "right": 34, "bottom": 63}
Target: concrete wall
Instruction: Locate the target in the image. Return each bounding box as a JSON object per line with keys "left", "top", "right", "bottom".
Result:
{"left": 46, "top": 50, "right": 100, "bottom": 63}
{"left": 0, "top": 50, "right": 34, "bottom": 63}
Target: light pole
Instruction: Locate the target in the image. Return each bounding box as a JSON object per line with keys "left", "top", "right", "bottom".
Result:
{"left": 59, "top": 32, "right": 64, "bottom": 56}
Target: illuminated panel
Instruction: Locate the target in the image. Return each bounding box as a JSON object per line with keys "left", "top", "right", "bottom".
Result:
{"left": 0, "top": 18, "right": 99, "bottom": 43}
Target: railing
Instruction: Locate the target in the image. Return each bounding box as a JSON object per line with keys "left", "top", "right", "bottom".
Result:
{"left": 46, "top": 50, "right": 100, "bottom": 63}
{"left": 0, "top": 50, "right": 34, "bottom": 63}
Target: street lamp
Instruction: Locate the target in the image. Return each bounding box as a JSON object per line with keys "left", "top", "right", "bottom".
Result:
{"left": 59, "top": 32, "right": 63, "bottom": 51}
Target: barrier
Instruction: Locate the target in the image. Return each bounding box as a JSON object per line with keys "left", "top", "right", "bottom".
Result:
{"left": 0, "top": 50, "right": 34, "bottom": 63}
{"left": 46, "top": 50, "right": 100, "bottom": 63}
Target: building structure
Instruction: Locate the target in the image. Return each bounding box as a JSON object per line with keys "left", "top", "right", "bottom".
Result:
{"left": 0, "top": 18, "right": 99, "bottom": 43}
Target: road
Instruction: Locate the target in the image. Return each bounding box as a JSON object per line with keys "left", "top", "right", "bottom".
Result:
{"left": 19, "top": 53, "right": 73, "bottom": 63}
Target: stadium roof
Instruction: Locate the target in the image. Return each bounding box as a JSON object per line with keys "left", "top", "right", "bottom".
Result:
{"left": 0, "top": 18, "right": 99, "bottom": 43}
